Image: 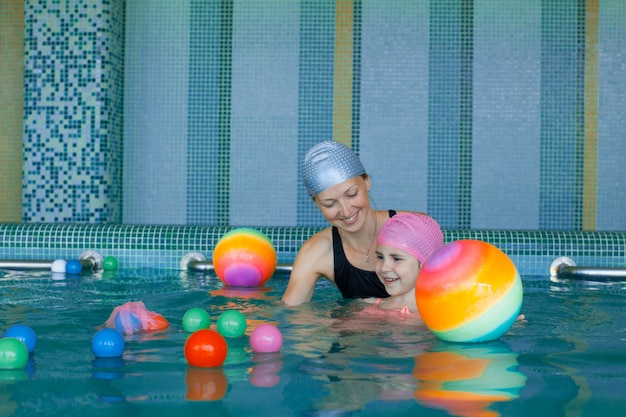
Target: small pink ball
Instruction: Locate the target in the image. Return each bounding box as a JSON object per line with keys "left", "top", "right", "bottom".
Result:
{"left": 249, "top": 324, "right": 283, "bottom": 353}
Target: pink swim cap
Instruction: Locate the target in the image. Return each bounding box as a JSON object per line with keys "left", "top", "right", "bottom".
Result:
{"left": 377, "top": 213, "right": 444, "bottom": 263}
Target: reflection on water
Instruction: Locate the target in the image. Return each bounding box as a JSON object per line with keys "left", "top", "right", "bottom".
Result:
{"left": 249, "top": 352, "right": 283, "bottom": 388}
{"left": 283, "top": 302, "right": 427, "bottom": 412}
{"left": 413, "top": 341, "right": 526, "bottom": 417}
{"left": 3, "top": 270, "right": 626, "bottom": 416}
{"left": 283, "top": 300, "right": 527, "bottom": 415}
{"left": 91, "top": 357, "right": 126, "bottom": 381}
{"left": 185, "top": 367, "right": 229, "bottom": 401}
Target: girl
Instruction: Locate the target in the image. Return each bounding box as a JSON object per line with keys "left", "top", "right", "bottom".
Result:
{"left": 371, "top": 212, "right": 444, "bottom": 314}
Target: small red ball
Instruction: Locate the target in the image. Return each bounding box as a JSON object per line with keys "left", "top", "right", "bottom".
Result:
{"left": 184, "top": 329, "right": 228, "bottom": 368}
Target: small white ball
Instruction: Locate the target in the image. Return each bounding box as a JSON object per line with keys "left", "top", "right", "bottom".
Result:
{"left": 51, "top": 259, "right": 67, "bottom": 273}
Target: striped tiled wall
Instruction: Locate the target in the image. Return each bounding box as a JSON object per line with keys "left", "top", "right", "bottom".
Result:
{"left": 1, "top": 0, "right": 625, "bottom": 231}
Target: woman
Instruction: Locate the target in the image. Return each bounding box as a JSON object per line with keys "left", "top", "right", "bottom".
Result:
{"left": 281, "top": 140, "right": 417, "bottom": 306}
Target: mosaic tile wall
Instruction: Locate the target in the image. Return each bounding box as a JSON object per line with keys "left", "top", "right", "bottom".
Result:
{"left": 20, "top": 0, "right": 124, "bottom": 223}
{"left": 1, "top": 223, "right": 625, "bottom": 276}
{"left": 2, "top": 0, "right": 626, "bottom": 231}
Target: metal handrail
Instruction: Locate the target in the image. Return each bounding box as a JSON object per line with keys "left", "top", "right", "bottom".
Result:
{"left": 0, "top": 260, "right": 54, "bottom": 270}
{"left": 550, "top": 256, "right": 626, "bottom": 282}
{"left": 180, "top": 252, "right": 292, "bottom": 274}
{"left": 0, "top": 250, "right": 103, "bottom": 272}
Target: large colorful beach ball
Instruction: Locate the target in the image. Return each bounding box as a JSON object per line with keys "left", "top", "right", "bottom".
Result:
{"left": 416, "top": 240, "right": 523, "bottom": 343}
{"left": 212, "top": 228, "right": 277, "bottom": 287}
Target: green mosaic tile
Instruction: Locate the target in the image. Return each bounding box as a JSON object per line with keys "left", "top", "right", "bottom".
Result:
{"left": 1, "top": 224, "right": 626, "bottom": 276}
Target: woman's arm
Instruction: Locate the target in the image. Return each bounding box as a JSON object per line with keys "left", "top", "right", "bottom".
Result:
{"left": 281, "top": 229, "right": 335, "bottom": 306}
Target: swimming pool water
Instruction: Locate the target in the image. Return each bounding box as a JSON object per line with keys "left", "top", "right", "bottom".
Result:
{"left": 1, "top": 268, "right": 626, "bottom": 417}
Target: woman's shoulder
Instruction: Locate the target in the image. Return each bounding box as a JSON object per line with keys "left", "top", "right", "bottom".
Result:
{"left": 294, "top": 227, "right": 334, "bottom": 270}
{"left": 303, "top": 226, "right": 333, "bottom": 249}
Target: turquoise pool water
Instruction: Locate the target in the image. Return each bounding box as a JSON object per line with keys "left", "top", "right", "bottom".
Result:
{"left": 1, "top": 267, "right": 626, "bottom": 416}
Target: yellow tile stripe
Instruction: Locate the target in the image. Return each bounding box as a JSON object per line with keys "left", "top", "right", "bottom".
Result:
{"left": 0, "top": 0, "right": 25, "bottom": 222}
{"left": 583, "top": 0, "right": 599, "bottom": 231}
{"left": 334, "top": 0, "right": 354, "bottom": 148}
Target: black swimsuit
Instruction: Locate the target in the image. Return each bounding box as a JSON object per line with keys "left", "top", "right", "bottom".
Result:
{"left": 332, "top": 209, "right": 397, "bottom": 299}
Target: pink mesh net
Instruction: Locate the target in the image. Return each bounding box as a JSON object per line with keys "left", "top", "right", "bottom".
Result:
{"left": 103, "top": 301, "right": 169, "bottom": 335}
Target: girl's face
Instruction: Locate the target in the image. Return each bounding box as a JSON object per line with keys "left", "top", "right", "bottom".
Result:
{"left": 375, "top": 245, "right": 421, "bottom": 297}
{"left": 313, "top": 175, "right": 371, "bottom": 232}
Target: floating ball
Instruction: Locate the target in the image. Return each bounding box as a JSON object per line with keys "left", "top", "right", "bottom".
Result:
{"left": 3, "top": 324, "right": 37, "bottom": 354}
{"left": 51, "top": 259, "right": 67, "bottom": 273}
{"left": 416, "top": 240, "right": 523, "bottom": 343}
{"left": 0, "top": 338, "right": 29, "bottom": 370}
{"left": 103, "top": 256, "right": 119, "bottom": 271}
{"left": 183, "top": 308, "right": 212, "bottom": 332}
{"left": 184, "top": 329, "right": 228, "bottom": 368}
{"left": 66, "top": 259, "right": 83, "bottom": 275}
{"left": 249, "top": 324, "right": 282, "bottom": 353}
{"left": 216, "top": 310, "right": 247, "bottom": 338}
{"left": 212, "top": 228, "right": 277, "bottom": 287}
{"left": 92, "top": 328, "right": 126, "bottom": 358}
{"left": 114, "top": 312, "right": 142, "bottom": 335}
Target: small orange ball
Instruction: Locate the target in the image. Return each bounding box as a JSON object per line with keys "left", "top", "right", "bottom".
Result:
{"left": 184, "top": 329, "right": 228, "bottom": 368}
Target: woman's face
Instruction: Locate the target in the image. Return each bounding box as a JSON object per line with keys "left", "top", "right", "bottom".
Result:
{"left": 313, "top": 175, "right": 371, "bottom": 232}
{"left": 374, "top": 245, "right": 421, "bottom": 297}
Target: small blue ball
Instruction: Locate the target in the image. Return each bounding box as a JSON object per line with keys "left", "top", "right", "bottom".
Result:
{"left": 91, "top": 328, "right": 125, "bottom": 358}
{"left": 66, "top": 260, "right": 83, "bottom": 275}
{"left": 3, "top": 324, "right": 37, "bottom": 354}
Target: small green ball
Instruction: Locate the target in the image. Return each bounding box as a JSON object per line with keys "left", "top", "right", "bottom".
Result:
{"left": 216, "top": 310, "right": 247, "bottom": 338}
{"left": 103, "top": 256, "right": 119, "bottom": 271}
{"left": 0, "top": 338, "right": 29, "bottom": 370}
{"left": 182, "top": 308, "right": 211, "bottom": 332}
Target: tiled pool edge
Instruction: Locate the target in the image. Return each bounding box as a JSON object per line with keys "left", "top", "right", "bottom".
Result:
{"left": 1, "top": 223, "right": 625, "bottom": 276}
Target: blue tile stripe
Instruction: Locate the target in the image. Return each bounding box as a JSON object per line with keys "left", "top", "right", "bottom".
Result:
{"left": 187, "top": 0, "right": 233, "bottom": 225}
{"left": 458, "top": 0, "right": 474, "bottom": 229}
{"left": 217, "top": 0, "right": 234, "bottom": 225}
{"left": 187, "top": 0, "right": 221, "bottom": 224}
{"left": 583, "top": 0, "right": 599, "bottom": 230}
{"left": 539, "top": 0, "right": 586, "bottom": 229}
{"left": 297, "top": 0, "right": 336, "bottom": 226}
{"left": 428, "top": 0, "right": 474, "bottom": 229}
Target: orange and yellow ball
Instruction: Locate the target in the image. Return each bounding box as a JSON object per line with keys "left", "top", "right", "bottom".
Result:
{"left": 416, "top": 240, "right": 523, "bottom": 343}
{"left": 212, "top": 228, "right": 277, "bottom": 287}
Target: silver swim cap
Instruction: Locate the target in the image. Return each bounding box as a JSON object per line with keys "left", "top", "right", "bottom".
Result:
{"left": 302, "top": 141, "right": 366, "bottom": 197}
